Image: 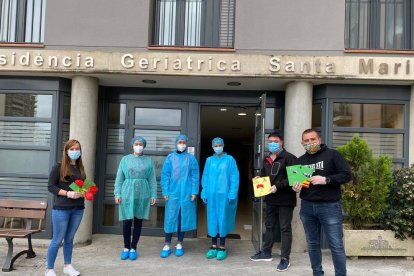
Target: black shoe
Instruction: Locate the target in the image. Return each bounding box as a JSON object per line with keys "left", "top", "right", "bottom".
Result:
{"left": 249, "top": 251, "right": 273, "bottom": 262}
{"left": 276, "top": 258, "right": 290, "bottom": 272}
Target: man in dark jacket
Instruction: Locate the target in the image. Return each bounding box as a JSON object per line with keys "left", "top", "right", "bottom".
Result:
{"left": 293, "top": 129, "right": 351, "bottom": 276}
{"left": 250, "top": 133, "right": 297, "bottom": 272}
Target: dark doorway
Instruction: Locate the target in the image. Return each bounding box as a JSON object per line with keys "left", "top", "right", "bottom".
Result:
{"left": 198, "top": 105, "right": 256, "bottom": 240}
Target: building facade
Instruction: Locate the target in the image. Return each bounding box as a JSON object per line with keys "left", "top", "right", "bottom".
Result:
{"left": 0, "top": 0, "right": 413, "bottom": 251}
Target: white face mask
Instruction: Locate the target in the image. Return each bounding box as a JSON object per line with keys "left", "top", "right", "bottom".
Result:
{"left": 177, "top": 144, "right": 187, "bottom": 152}
{"left": 133, "top": 145, "right": 144, "bottom": 154}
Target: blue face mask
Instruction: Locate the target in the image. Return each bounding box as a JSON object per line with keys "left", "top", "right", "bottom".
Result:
{"left": 214, "top": 147, "right": 223, "bottom": 154}
{"left": 67, "top": 150, "right": 81, "bottom": 160}
{"left": 268, "top": 142, "right": 280, "bottom": 153}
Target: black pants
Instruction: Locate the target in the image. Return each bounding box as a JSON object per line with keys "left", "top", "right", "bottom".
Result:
{"left": 262, "top": 205, "right": 294, "bottom": 259}
{"left": 212, "top": 235, "right": 227, "bottom": 247}
{"left": 123, "top": 217, "right": 143, "bottom": 250}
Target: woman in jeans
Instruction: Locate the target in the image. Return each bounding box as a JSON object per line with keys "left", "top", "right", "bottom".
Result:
{"left": 45, "top": 139, "right": 86, "bottom": 276}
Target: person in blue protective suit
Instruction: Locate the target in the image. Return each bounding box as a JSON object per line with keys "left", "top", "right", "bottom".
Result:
{"left": 160, "top": 134, "right": 200, "bottom": 258}
{"left": 114, "top": 136, "right": 157, "bottom": 261}
{"left": 201, "top": 137, "right": 239, "bottom": 261}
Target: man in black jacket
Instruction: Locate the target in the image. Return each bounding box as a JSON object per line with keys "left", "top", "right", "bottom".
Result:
{"left": 293, "top": 129, "right": 351, "bottom": 276}
{"left": 250, "top": 133, "right": 297, "bottom": 272}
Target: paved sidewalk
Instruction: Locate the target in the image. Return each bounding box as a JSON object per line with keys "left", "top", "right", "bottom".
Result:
{"left": 1, "top": 234, "right": 413, "bottom": 276}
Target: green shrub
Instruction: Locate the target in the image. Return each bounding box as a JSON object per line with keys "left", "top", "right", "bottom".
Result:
{"left": 382, "top": 165, "right": 414, "bottom": 240}
{"left": 337, "top": 135, "right": 393, "bottom": 230}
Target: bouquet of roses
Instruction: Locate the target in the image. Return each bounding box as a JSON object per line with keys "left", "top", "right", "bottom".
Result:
{"left": 69, "top": 179, "right": 99, "bottom": 201}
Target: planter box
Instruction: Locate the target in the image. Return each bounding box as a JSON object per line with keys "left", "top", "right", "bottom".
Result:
{"left": 344, "top": 229, "right": 414, "bottom": 258}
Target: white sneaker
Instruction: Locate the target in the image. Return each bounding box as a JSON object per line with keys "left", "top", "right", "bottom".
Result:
{"left": 45, "top": 269, "right": 57, "bottom": 276}
{"left": 63, "top": 264, "right": 80, "bottom": 276}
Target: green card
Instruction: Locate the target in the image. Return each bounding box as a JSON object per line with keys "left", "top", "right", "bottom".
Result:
{"left": 286, "top": 165, "right": 315, "bottom": 186}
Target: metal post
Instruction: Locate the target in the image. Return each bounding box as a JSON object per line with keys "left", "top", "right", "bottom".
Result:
{"left": 259, "top": 92, "right": 266, "bottom": 251}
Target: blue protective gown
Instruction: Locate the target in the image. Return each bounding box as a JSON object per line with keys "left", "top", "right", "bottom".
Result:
{"left": 201, "top": 153, "right": 239, "bottom": 237}
{"left": 161, "top": 151, "right": 200, "bottom": 233}
{"left": 114, "top": 154, "right": 157, "bottom": 221}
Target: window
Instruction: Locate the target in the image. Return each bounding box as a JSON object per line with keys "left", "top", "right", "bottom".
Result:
{"left": 0, "top": 94, "right": 52, "bottom": 148}
{"left": 0, "top": 92, "right": 53, "bottom": 201}
{"left": 133, "top": 107, "right": 183, "bottom": 166}
{"left": 151, "top": 0, "right": 235, "bottom": 48}
{"left": 265, "top": 108, "right": 281, "bottom": 130}
{"left": 345, "top": 0, "right": 413, "bottom": 50}
{"left": 331, "top": 102, "right": 406, "bottom": 167}
{"left": 0, "top": 0, "right": 46, "bottom": 43}
{"left": 333, "top": 103, "right": 404, "bottom": 128}
{"left": 134, "top": 107, "right": 181, "bottom": 126}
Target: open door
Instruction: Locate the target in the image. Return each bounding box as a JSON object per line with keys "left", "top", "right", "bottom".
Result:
{"left": 252, "top": 93, "right": 266, "bottom": 251}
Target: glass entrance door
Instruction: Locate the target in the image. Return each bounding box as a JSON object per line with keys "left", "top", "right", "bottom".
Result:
{"left": 252, "top": 93, "right": 266, "bottom": 251}
{"left": 96, "top": 101, "right": 187, "bottom": 235}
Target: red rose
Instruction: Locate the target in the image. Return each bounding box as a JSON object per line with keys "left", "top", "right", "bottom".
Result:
{"left": 84, "top": 192, "right": 94, "bottom": 201}
{"left": 75, "top": 180, "right": 84, "bottom": 187}
{"left": 89, "top": 186, "right": 98, "bottom": 194}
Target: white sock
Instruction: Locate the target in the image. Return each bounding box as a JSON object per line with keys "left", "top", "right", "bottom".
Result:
{"left": 176, "top": 243, "right": 182, "bottom": 250}
{"left": 123, "top": 248, "right": 129, "bottom": 252}
{"left": 163, "top": 244, "right": 170, "bottom": 251}
{"left": 130, "top": 249, "right": 136, "bottom": 252}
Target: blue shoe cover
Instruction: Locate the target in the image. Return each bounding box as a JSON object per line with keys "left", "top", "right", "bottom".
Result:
{"left": 129, "top": 250, "right": 138, "bottom": 260}
{"left": 120, "top": 250, "right": 129, "bottom": 260}
{"left": 160, "top": 248, "right": 171, "bottom": 258}
{"left": 175, "top": 248, "right": 184, "bottom": 257}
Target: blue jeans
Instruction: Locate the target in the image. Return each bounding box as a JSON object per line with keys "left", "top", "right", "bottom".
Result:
{"left": 212, "top": 235, "right": 226, "bottom": 247}
{"left": 300, "top": 200, "right": 346, "bottom": 276}
{"left": 165, "top": 209, "right": 185, "bottom": 244}
{"left": 47, "top": 208, "right": 84, "bottom": 269}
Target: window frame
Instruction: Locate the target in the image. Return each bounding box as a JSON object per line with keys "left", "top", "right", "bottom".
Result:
{"left": 0, "top": 91, "right": 54, "bottom": 155}
{"left": 150, "top": 0, "right": 235, "bottom": 49}
{"left": 314, "top": 84, "right": 410, "bottom": 168}
{"left": 345, "top": 0, "right": 413, "bottom": 50}
{"left": 0, "top": 0, "right": 46, "bottom": 44}
{"left": 328, "top": 98, "right": 409, "bottom": 166}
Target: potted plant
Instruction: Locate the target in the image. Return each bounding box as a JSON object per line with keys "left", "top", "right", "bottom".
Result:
{"left": 336, "top": 135, "right": 414, "bottom": 257}
{"left": 382, "top": 165, "right": 414, "bottom": 242}
{"left": 337, "top": 135, "right": 393, "bottom": 230}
